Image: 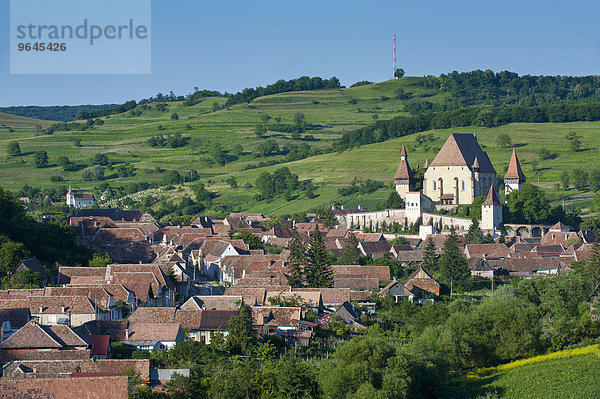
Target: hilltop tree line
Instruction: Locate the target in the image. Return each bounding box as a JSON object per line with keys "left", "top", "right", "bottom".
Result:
{"left": 334, "top": 102, "right": 600, "bottom": 151}
{"left": 1, "top": 104, "right": 117, "bottom": 122}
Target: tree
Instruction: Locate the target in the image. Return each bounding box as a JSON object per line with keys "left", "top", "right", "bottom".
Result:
{"left": 226, "top": 303, "right": 255, "bottom": 355}
{"left": 465, "top": 218, "right": 486, "bottom": 244}
{"left": 232, "top": 143, "right": 243, "bottom": 157}
{"left": 275, "top": 356, "right": 320, "bottom": 399}
{"left": 496, "top": 133, "right": 512, "bottom": 148}
{"left": 254, "top": 124, "right": 267, "bottom": 138}
{"left": 383, "top": 191, "right": 405, "bottom": 209}
{"left": 287, "top": 228, "right": 305, "bottom": 288}
{"left": 394, "top": 68, "right": 405, "bottom": 78}
{"left": 171, "top": 112, "right": 179, "bottom": 120}
{"left": 316, "top": 207, "right": 337, "bottom": 229}
{"left": 89, "top": 252, "right": 112, "bottom": 268}
{"left": 7, "top": 141, "right": 21, "bottom": 156}
{"left": 505, "top": 183, "right": 553, "bottom": 224}
{"left": 560, "top": 171, "right": 570, "bottom": 190}
{"left": 57, "top": 156, "right": 76, "bottom": 171}
{"left": 234, "top": 231, "right": 263, "bottom": 250}
{"left": 589, "top": 170, "right": 600, "bottom": 192}
{"left": 438, "top": 227, "right": 470, "bottom": 284}
{"left": 422, "top": 236, "right": 438, "bottom": 273}
{"left": 210, "top": 143, "right": 226, "bottom": 166}
{"left": 82, "top": 166, "right": 104, "bottom": 181}
{"left": 570, "top": 137, "right": 582, "bottom": 152}
{"left": 226, "top": 176, "right": 237, "bottom": 188}
{"left": 304, "top": 226, "right": 333, "bottom": 288}
{"left": 294, "top": 112, "right": 306, "bottom": 132}
{"left": 34, "top": 151, "right": 48, "bottom": 168}
{"left": 91, "top": 153, "right": 109, "bottom": 166}
{"left": 0, "top": 238, "right": 31, "bottom": 278}
{"left": 572, "top": 169, "right": 588, "bottom": 190}
{"left": 340, "top": 232, "right": 360, "bottom": 265}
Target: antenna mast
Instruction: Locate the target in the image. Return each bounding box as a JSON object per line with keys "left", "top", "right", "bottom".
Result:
{"left": 393, "top": 34, "right": 397, "bottom": 79}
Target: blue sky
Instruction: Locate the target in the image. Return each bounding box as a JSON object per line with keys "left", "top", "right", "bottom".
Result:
{"left": 1, "top": 0, "right": 600, "bottom": 106}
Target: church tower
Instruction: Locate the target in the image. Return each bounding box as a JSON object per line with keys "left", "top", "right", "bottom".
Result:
{"left": 504, "top": 149, "right": 526, "bottom": 196}
{"left": 394, "top": 145, "right": 413, "bottom": 199}
{"left": 481, "top": 185, "right": 502, "bottom": 231}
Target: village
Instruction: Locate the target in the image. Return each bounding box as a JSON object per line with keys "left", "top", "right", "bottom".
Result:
{"left": 0, "top": 133, "right": 598, "bottom": 396}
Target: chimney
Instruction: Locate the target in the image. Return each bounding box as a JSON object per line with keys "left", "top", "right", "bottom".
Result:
{"left": 61, "top": 306, "right": 66, "bottom": 313}
{"left": 125, "top": 329, "right": 129, "bottom": 340}
{"left": 39, "top": 306, "right": 44, "bottom": 314}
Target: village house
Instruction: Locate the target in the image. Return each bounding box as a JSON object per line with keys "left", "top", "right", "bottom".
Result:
{"left": 0, "top": 295, "right": 99, "bottom": 327}
{"left": 0, "top": 308, "right": 31, "bottom": 340}
{"left": 379, "top": 279, "right": 415, "bottom": 303}
{"left": 180, "top": 295, "right": 242, "bottom": 311}
{"left": 8, "top": 257, "right": 50, "bottom": 283}
{"left": 0, "top": 321, "right": 91, "bottom": 362}
{"left": 404, "top": 265, "right": 441, "bottom": 297}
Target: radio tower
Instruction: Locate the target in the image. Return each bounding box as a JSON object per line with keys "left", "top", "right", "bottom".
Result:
{"left": 393, "top": 34, "right": 397, "bottom": 79}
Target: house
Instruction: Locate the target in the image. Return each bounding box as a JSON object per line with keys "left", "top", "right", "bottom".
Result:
{"left": 0, "top": 321, "right": 91, "bottom": 362}
{"left": 327, "top": 301, "right": 366, "bottom": 329}
{"left": 265, "top": 291, "right": 323, "bottom": 310}
{"left": 251, "top": 306, "right": 302, "bottom": 333}
{"left": 464, "top": 243, "right": 511, "bottom": 259}
{"left": 357, "top": 241, "right": 393, "bottom": 258}
{"left": 198, "top": 239, "right": 249, "bottom": 282}
{"left": 66, "top": 187, "right": 96, "bottom": 208}
{"left": 224, "top": 287, "right": 267, "bottom": 305}
{"left": 88, "top": 334, "right": 111, "bottom": 359}
{"left": 423, "top": 133, "right": 496, "bottom": 205}
{"left": 0, "top": 295, "right": 98, "bottom": 327}
{"left": 379, "top": 279, "right": 415, "bottom": 302}
{"left": 405, "top": 265, "right": 440, "bottom": 297}
{"left": 0, "top": 308, "right": 31, "bottom": 339}
{"left": 43, "top": 286, "right": 123, "bottom": 320}
{"left": 123, "top": 323, "right": 184, "bottom": 350}
{"left": 8, "top": 257, "right": 50, "bottom": 283}
{"left": 195, "top": 310, "right": 239, "bottom": 344}
{"left": 503, "top": 257, "right": 567, "bottom": 276}
{"left": 180, "top": 295, "right": 242, "bottom": 311}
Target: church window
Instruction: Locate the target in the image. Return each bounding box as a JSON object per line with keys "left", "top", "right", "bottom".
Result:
{"left": 461, "top": 180, "right": 465, "bottom": 191}
{"left": 433, "top": 181, "right": 436, "bottom": 190}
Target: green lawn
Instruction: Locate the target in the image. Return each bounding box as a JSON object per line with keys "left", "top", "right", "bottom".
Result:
{"left": 450, "top": 345, "right": 600, "bottom": 398}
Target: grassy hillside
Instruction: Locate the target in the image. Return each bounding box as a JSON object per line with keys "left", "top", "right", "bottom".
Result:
{"left": 0, "top": 111, "right": 56, "bottom": 129}
{"left": 452, "top": 345, "right": 600, "bottom": 398}
{"left": 1, "top": 76, "right": 599, "bottom": 216}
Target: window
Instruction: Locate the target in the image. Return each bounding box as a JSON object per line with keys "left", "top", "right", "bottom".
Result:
{"left": 461, "top": 180, "right": 465, "bottom": 191}
{"left": 433, "top": 181, "right": 436, "bottom": 190}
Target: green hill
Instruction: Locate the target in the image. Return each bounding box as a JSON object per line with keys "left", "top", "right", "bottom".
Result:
{"left": 1, "top": 74, "right": 599, "bottom": 217}
{"left": 451, "top": 345, "right": 600, "bottom": 398}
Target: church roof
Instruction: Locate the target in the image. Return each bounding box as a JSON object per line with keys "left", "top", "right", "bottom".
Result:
{"left": 429, "top": 134, "right": 495, "bottom": 173}
{"left": 504, "top": 149, "right": 526, "bottom": 181}
{"left": 483, "top": 185, "right": 502, "bottom": 206}
{"left": 394, "top": 145, "right": 412, "bottom": 180}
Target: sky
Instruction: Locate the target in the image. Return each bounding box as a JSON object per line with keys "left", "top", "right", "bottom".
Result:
{"left": 1, "top": 0, "right": 600, "bottom": 106}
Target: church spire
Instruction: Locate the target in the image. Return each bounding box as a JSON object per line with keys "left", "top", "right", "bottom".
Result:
{"left": 504, "top": 149, "right": 526, "bottom": 181}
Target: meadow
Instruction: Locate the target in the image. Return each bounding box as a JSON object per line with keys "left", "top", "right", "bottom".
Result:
{"left": 451, "top": 344, "right": 600, "bottom": 398}
{"left": 1, "top": 76, "right": 599, "bottom": 215}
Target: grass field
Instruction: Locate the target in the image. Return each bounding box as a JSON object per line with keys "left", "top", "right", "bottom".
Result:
{"left": 0, "top": 76, "right": 599, "bottom": 215}
{"left": 451, "top": 345, "right": 600, "bottom": 398}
